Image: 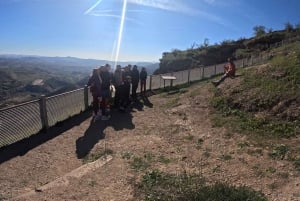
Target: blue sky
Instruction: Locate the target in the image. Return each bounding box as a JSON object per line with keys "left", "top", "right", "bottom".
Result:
{"left": 0, "top": 0, "right": 299, "bottom": 62}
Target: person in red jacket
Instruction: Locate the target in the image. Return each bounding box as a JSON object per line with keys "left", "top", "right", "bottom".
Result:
{"left": 212, "top": 58, "right": 236, "bottom": 86}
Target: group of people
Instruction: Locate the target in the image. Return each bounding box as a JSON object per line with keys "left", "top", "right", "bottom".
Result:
{"left": 87, "top": 63, "right": 148, "bottom": 121}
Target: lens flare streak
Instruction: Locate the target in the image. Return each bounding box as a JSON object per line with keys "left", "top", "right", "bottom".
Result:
{"left": 114, "top": 0, "right": 127, "bottom": 68}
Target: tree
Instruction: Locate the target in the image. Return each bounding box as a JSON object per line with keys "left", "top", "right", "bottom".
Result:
{"left": 268, "top": 28, "right": 273, "bottom": 33}
{"left": 203, "top": 38, "right": 209, "bottom": 47}
{"left": 295, "top": 23, "right": 300, "bottom": 32}
{"left": 285, "top": 22, "right": 294, "bottom": 32}
{"left": 253, "top": 25, "right": 266, "bottom": 37}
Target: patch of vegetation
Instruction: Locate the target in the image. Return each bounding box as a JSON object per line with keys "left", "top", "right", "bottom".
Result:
{"left": 203, "top": 150, "right": 210, "bottom": 158}
{"left": 252, "top": 165, "right": 265, "bottom": 178}
{"left": 220, "top": 154, "right": 233, "bottom": 161}
{"left": 210, "top": 42, "right": 300, "bottom": 138}
{"left": 82, "top": 148, "right": 113, "bottom": 164}
{"left": 267, "top": 182, "right": 279, "bottom": 191}
{"left": 184, "top": 134, "right": 194, "bottom": 141}
{"left": 277, "top": 172, "right": 289, "bottom": 179}
{"left": 121, "top": 151, "right": 133, "bottom": 160}
{"left": 212, "top": 165, "right": 222, "bottom": 173}
{"left": 247, "top": 149, "right": 264, "bottom": 157}
{"left": 131, "top": 156, "right": 150, "bottom": 171}
{"left": 266, "top": 167, "right": 276, "bottom": 174}
{"left": 268, "top": 144, "right": 289, "bottom": 160}
{"left": 158, "top": 155, "right": 172, "bottom": 164}
{"left": 88, "top": 180, "right": 97, "bottom": 187}
{"left": 237, "top": 141, "right": 250, "bottom": 148}
{"left": 293, "top": 159, "right": 300, "bottom": 171}
{"left": 134, "top": 170, "right": 267, "bottom": 201}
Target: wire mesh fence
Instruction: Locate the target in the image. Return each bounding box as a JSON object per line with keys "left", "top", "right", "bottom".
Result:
{"left": 0, "top": 100, "right": 42, "bottom": 147}
{"left": 1, "top": 35, "right": 299, "bottom": 148}
{"left": 0, "top": 56, "right": 270, "bottom": 148}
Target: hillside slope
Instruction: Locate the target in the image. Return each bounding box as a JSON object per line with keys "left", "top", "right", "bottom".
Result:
{"left": 211, "top": 41, "right": 300, "bottom": 138}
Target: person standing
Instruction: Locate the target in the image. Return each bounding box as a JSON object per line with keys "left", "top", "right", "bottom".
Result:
{"left": 113, "top": 65, "right": 124, "bottom": 110}
{"left": 87, "top": 67, "right": 102, "bottom": 121}
{"left": 140, "top": 67, "right": 147, "bottom": 96}
{"left": 131, "top": 65, "right": 139, "bottom": 101}
{"left": 100, "top": 64, "right": 112, "bottom": 120}
{"left": 123, "top": 66, "right": 131, "bottom": 107}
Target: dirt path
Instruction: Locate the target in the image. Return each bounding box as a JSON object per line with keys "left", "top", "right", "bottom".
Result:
{"left": 0, "top": 82, "right": 299, "bottom": 201}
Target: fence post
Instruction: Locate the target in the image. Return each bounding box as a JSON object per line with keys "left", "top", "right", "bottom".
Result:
{"left": 201, "top": 66, "right": 205, "bottom": 79}
{"left": 84, "top": 85, "right": 89, "bottom": 110}
{"left": 170, "top": 72, "right": 173, "bottom": 87}
{"left": 187, "top": 69, "right": 191, "bottom": 85}
{"left": 39, "top": 95, "right": 49, "bottom": 129}
{"left": 149, "top": 75, "right": 152, "bottom": 91}
{"left": 214, "top": 65, "right": 217, "bottom": 75}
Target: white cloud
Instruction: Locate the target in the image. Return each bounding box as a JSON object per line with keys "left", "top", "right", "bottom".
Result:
{"left": 127, "top": 0, "right": 198, "bottom": 15}
{"left": 88, "top": 11, "right": 143, "bottom": 25}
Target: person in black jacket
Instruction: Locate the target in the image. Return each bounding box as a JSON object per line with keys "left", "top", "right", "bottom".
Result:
{"left": 140, "top": 67, "right": 147, "bottom": 96}
{"left": 100, "top": 64, "right": 112, "bottom": 120}
{"left": 131, "top": 65, "right": 139, "bottom": 101}
{"left": 122, "top": 65, "right": 132, "bottom": 109}
{"left": 87, "top": 67, "right": 102, "bottom": 121}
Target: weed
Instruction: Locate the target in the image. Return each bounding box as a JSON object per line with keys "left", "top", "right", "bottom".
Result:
{"left": 252, "top": 165, "right": 265, "bottom": 178}
{"left": 220, "top": 154, "right": 232, "bottom": 161}
{"left": 247, "top": 149, "right": 264, "bottom": 156}
{"left": 88, "top": 180, "right": 97, "bottom": 187}
{"left": 268, "top": 144, "right": 289, "bottom": 160}
{"left": 266, "top": 167, "right": 276, "bottom": 174}
{"left": 134, "top": 170, "right": 267, "bottom": 201}
{"left": 237, "top": 141, "right": 250, "bottom": 148}
{"left": 121, "top": 151, "right": 132, "bottom": 160}
{"left": 212, "top": 165, "right": 222, "bottom": 173}
{"left": 277, "top": 172, "right": 289, "bottom": 179}
{"left": 184, "top": 135, "right": 194, "bottom": 141}
{"left": 131, "top": 156, "right": 149, "bottom": 171}
{"left": 197, "top": 138, "right": 204, "bottom": 144}
{"left": 158, "top": 155, "right": 172, "bottom": 164}
{"left": 267, "top": 182, "right": 278, "bottom": 191}
{"left": 293, "top": 159, "right": 300, "bottom": 171}
{"left": 203, "top": 151, "right": 210, "bottom": 158}
{"left": 83, "top": 148, "right": 113, "bottom": 164}
{"left": 144, "top": 153, "right": 155, "bottom": 162}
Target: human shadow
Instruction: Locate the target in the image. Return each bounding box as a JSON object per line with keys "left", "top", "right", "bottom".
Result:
{"left": 141, "top": 95, "right": 153, "bottom": 108}
{"left": 75, "top": 108, "right": 135, "bottom": 159}
{"left": 0, "top": 111, "right": 91, "bottom": 164}
{"left": 75, "top": 119, "right": 107, "bottom": 159}
{"left": 131, "top": 98, "right": 144, "bottom": 111}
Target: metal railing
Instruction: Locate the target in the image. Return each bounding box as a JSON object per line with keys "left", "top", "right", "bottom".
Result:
{"left": 0, "top": 36, "right": 299, "bottom": 148}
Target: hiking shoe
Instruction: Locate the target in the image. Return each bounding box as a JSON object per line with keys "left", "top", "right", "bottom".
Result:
{"left": 101, "top": 115, "right": 110, "bottom": 121}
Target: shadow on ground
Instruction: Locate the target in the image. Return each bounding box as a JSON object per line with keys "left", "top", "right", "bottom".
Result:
{"left": 75, "top": 108, "right": 135, "bottom": 159}
{"left": 0, "top": 111, "right": 91, "bottom": 164}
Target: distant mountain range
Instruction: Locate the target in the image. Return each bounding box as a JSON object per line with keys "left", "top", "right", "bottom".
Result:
{"left": 0, "top": 54, "right": 159, "bottom": 74}
{"left": 0, "top": 54, "right": 159, "bottom": 108}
